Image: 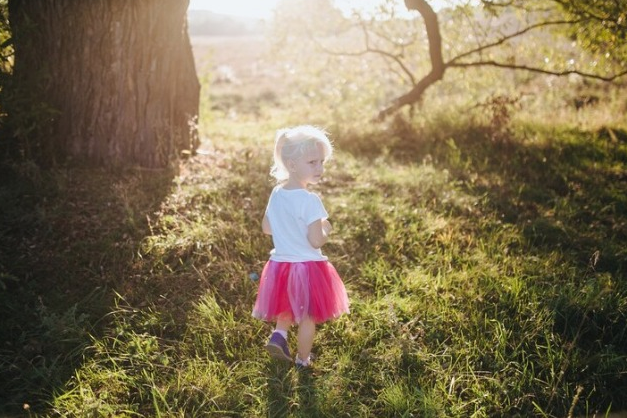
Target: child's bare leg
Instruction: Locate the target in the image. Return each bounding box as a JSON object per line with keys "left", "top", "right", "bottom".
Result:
{"left": 297, "top": 315, "right": 315, "bottom": 361}
{"left": 275, "top": 313, "right": 293, "bottom": 333}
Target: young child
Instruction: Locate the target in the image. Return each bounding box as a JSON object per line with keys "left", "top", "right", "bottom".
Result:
{"left": 252, "top": 125, "right": 350, "bottom": 368}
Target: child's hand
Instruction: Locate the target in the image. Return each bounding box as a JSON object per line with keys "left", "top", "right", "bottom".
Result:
{"left": 322, "top": 219, "right": 333, "bottom": 235}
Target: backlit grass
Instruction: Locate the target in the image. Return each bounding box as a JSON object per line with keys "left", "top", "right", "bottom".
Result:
{"left": 1, "top": 106, "right": 626, "bottom": 416}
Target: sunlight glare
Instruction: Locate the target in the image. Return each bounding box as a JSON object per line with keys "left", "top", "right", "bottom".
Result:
{"left": 188, "top": 0, "right": 464, "bottom": 19}
{"left": 188, "top": 0, "right": 280, "bottom": 19}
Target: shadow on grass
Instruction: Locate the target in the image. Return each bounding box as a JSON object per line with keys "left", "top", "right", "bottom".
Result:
{"left": 296, "top": 368, "right": 321, "bottom": 417}
{"left": 265, "top": 361, "right": 294, "bottom": 418}
{"left": 0, "top": 163, "right": 176, "bottom": 415}
{"left": 340, "top": 118, "right": 626, "bottom": 274}
{"left": 264, "top": 361, "right": 321, "bottom": 417}
{"left": 337, "top": 119, "right": 627, "bottom": 414}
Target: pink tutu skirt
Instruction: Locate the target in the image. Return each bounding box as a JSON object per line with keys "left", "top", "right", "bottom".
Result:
{"left": 252, "top": 260, "right": 349, "bottom": 324}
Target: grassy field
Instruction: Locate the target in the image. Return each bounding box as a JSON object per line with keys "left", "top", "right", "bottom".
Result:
{"left": 1, "top": 34, "right": 627, "bottom": 417}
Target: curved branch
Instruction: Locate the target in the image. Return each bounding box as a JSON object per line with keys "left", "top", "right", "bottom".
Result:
{"left": 307, "top": 24, "right": 417, "bottom": 85}
{"left": 404, "top": 0, "right": 444, "bottom": 74}
{"left": 358, "top": 19, "right": 419, "bottom": 84}
{"left": 449, "top": 19, "right": 585, "bottom": 64}
{"left": 363, "top": 18, "right": 418, "bottom": 49}
{"left": 376, "top": 0, "right": 444, "bottom": 120}
{"left": 375, "top": 69, "right": 444, "bottom": 121}
{"left": 448, "top": 60, "right": 627, "bottom": 81}
{"left": 480, "top": 0, "right": 515, "bottom": 7}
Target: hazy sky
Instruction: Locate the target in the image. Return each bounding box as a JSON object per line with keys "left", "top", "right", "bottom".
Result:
{"left": 187, "top": 0, "right": 452, "bottom": 19}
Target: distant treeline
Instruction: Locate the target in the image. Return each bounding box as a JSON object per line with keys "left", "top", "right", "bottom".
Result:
{"left": 187, "top": 11, "right": 265, "bottom": 36}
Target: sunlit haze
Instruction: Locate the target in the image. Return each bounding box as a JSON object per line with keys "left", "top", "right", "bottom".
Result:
{"left": 188, "top": 0, "right": 453, "bottom": 19}
{"left": 188, "top": 0, "right": 280, "bottom": 19}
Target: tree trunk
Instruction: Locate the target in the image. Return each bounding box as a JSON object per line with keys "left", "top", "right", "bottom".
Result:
{"left": 8, "top": 0, "right": 199, "bottom": 168}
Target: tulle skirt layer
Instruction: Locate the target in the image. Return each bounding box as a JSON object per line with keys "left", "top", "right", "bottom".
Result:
{"left": 252, "top": 260, "right": 349, "bottom": 324}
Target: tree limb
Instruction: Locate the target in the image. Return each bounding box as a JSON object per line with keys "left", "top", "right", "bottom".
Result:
{"left": 448, "top": 60, "right": 627, "bottom": 81}
{"left": 375, "top": 0, "right": 444, "bottom": 120}
{"left": 449, "top": 19, "right": 585, "bottom": 64}
{"left": 306, "top": 22, "right": 417, "bottom": 85}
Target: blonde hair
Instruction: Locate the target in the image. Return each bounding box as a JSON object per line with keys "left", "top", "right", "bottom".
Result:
{"left": 270, "top": 125, "right": 333, "bottom": 182}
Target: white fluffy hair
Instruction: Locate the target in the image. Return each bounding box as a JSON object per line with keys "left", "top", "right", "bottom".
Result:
{"left": 270, "top": 125, "right": 333, "bottom": 182}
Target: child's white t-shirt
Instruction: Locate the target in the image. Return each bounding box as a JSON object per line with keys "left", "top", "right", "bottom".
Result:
{"left": 265, "top": 186, "right": 329, "bottom": 262}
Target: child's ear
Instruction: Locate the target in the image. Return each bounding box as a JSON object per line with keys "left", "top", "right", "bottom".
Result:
{"left": 286, "top": 159, "right": 296, "bottom": 172}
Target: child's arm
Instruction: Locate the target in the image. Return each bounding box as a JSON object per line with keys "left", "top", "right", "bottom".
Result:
{"left": 307, "top": 218, "right": 332, "bottom": 249}
{"left": 262, "top": 215, "right": 272, "bottom": 235}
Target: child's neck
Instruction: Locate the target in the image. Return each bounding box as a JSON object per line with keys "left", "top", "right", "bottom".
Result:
{"left": 283, "top": 179, "right": 307, "bottom": 190}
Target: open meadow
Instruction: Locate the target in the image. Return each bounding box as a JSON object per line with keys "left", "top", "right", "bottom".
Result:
{"left": 1, "top": 21, "right": 627, "bottom": 418}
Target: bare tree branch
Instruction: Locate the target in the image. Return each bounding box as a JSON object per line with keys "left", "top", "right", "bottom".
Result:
{"left": 480, "top": 0, "right": 515, "bottom": 7}
{"left": 448, "top": 60, "right": 627, "bottom": 81}
{"left": 404, "top": 0, "right": 444, "bottom": 74}
{"left": 362, "top": 17, "right": 417, "bottom": 49}
{"left": 459, "top": 3, "right": 490, "bottom": 50}
{"left": 306, "top": 22, "right": 417, "bottom": 85}
{"left": 357, "top": 20, "right": 418, "bottom": 85}
{"left": 449, "top": 19, "right": 584, "bottom": 64}
{"left": 375, "top": 0, "right": 444, "bottom": 121}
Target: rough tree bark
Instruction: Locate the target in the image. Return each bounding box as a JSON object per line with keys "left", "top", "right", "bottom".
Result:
{"left": 8, "top": 0, "right": 199, "bottom": 168}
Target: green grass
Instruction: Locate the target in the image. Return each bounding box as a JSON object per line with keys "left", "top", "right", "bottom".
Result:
{"left": 1, "top": 104, "right": 626, "bottom": 417}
